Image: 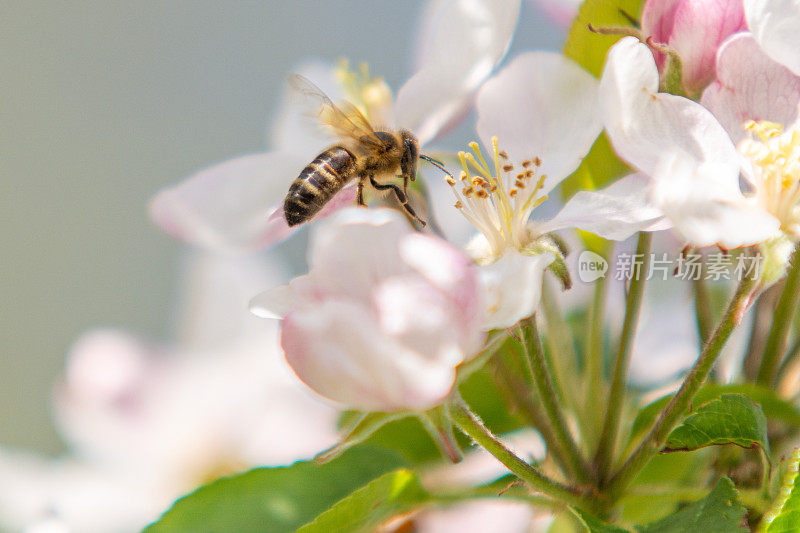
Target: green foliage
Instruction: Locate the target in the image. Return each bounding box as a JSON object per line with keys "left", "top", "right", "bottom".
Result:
{"left": 144, "top": 446, "right": 405, "bottom": 533}
{"left": 761, "top": 449, "right": 800, "bottom": 532}
{"left": 663, "top": 394, "right": 769, "bottom": 456}
{"left": 564, "top": 0, "right": 645, "bottom": 77}
{"left": 636, "top": 478, "right": 749, "bottom": 533}
{"left": 572, "top": 508, "right": 632, "bottom": 532}
{"left": 629, "top": 384, "right": 800, "bottom": 446}
{"left": 297, "top": 470, "right": 428, "bottom": 533}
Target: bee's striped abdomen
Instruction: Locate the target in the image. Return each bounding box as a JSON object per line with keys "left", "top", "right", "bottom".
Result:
{"left": 284, "top": 146, "right": 356, "bottom": 226}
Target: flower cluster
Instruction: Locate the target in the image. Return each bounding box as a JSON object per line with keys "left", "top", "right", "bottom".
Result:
{"left": 6, "top": 0, "right": 800, "bottom": 531}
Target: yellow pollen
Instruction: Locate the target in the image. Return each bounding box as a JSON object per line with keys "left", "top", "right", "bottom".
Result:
{"left": 445, "top": 135, "right": 550, "bottom": 257}
{"left": 739, "top": 120, "right": 800, "bottom": 234}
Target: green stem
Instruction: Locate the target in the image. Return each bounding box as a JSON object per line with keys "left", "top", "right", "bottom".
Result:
{"left": 693, "top": 275, "right": 713, "bottom": 346}
{"left": 595, "top": 232, "right": 651, "bottom": 478}
{"left": 603, "top": 274, "right": 758, "bottom": 503}
{"left": 520, "top": 316, "right": 592, "bottom": 482}
{"left": 584, "top": 272, "right": 609, "bottom": 447}
{"left": 450, "top": 401, "right": 589, "bottom": 509}
{"left": 757, "top": 245, "right": 800, "bottom": 385}
{"left": 540, "top": 280, "right": 580, "bottom": 413}
{"left": 490, "top": 356, "right": 575, "bottom": 476}
{"left": 777, "top": 335, "right": 800, "bottom": 382}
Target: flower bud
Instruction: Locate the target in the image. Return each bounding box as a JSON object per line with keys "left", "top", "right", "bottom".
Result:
{"left": 642, "top": 0, "right": 746, "bottom": 95}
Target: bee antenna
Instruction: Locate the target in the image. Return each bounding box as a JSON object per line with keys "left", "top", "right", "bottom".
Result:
{"left": 419, "top": 154, "right": 455, "bottom": 181}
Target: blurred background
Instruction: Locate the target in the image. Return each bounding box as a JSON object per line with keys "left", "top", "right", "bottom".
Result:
{"left": 0, "top": 1, "right": 563, "bottom": 454}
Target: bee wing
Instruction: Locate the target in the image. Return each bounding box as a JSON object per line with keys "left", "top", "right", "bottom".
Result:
{"left": 287, "top": 74, "right": 384, "bottom": 148}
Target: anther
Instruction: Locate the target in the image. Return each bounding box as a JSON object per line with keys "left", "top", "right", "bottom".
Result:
{"left": 522, "top": 160, "right": 531, "bottom": 168}
{"left": 533, "top": 157, "right": 542, "bottom": 166}
{"left": 498, "top": 150, "right": 509, "bottom": 159}
{"left": 503, "top": 164, "right": 514, "bottom": 172}
{"left": 446, "top": 177, "right": 456, "bottom": 186}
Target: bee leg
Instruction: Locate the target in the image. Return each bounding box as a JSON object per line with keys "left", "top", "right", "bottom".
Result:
{"left": 369, "top": 176, "right": 426, "bottom": 227}
{"left": 356, "top": 178, "right": 366, "bottom": 207}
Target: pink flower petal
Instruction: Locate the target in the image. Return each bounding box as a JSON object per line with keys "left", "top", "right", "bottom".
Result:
{"left": 701, "top": 32, "right": 800, "bottom": 143}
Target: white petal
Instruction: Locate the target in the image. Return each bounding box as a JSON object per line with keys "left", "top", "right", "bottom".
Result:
{"left": 477, "top": 52, "right": 601, "bottom": 194}
{"left": 395, "top": 0, "right": 521, "bottom": 145}
{"left": 249, "top": 284, "right": 296, "bottom": 319}
{"left": 479, "top": 250, "right": 554, "bottom": 330}
{"left": 651, "top": 151, "right": 781, "bottom": 248}
{"left": 541, "top": 174, "right": 668, "bottom": 240}
{"left": 149, "top": 152, "right": 308, "bottom": 252}
{"left": 701, "top": 32, "right": 800, "bottom": 143}
{"left": 745, "top": 0, "right": 800, "bottom": 76}
{"left": 600, "top": 37, "right": 739, "bottom": 179}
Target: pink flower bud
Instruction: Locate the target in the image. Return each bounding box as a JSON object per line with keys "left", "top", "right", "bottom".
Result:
{"left": 642, "top": 0, "right": 746, "bottom": 95}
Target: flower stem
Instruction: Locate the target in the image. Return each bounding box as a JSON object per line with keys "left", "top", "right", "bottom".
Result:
{"left": 603, "top": 274, "right": 758, "bottom": 503}
{"left": 757, "top": 245, "right": 800, "bottom": 385}
{"left": 450, "top": 400, "right": 589, "bottom": 509}
{"left": 584, "top": 270, "right": 608, "bottom": 448}
{"left": 693, "top": 275, "right": 713, "bottom": 345}
{"left": 540, "top": 280, "right": 581, "bottom": 413}
{"left": 490, "top": 356, "right": 576, "bottom": 476}
{"left": 594, "top": 232, "right": 651, "bottom": 479}
{"left": 519, "top": 316, "right": 592, "bottom": 482}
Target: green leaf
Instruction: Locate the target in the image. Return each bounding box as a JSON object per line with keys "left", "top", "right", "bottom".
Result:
{"left": 145, "top": 446, "right": 405, "bottom": 533}
{"left": 320, "top": 411, "right": 409, "bottom": 463}
{"left": 297, "top": 469, "right": 428, "bottom": 533}
{"left": 663, "top": 394, "right": 769, "bottom": 456}
{"left": 761, "top": 449, "right": 800, "bottom": 532}
{"left": 636, "top": 477, "right": 749, "bottom": 533}
{"left": 564, "top": 0, "right": 645, "bottom": 78}
{"left": 572, "top": 508, "right": 632, "bottom": 532}
{"left": 629, "top": 384, "right": 800, "bottom": 446}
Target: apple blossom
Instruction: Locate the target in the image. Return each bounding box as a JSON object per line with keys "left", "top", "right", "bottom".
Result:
{"left": 599, "top": 34, "right": 800, "bottom": 257}
{"left": 642, "top": 0, "right": 746, "bottom": 96}
{"left": 249, "top": 208, "right": 485, "bottom": 412}
{"left": 444, "top": 52, "right": 662, "bottom": 329}
{"left": 149, "top": 0, "right": 521, "bottom": 252}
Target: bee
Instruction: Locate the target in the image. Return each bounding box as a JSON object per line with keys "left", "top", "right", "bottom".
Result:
{"left": 283, "top": 74, "right": 449, "bottom": 228}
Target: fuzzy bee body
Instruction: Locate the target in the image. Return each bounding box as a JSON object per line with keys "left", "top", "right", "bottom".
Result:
{"left": 282, "top": 75, "right": 428, "bottom": 228}
{"left": 284, "top": 145, "right": 356, "bottom": 227}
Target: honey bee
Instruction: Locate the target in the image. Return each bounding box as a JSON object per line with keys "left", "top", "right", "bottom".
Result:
{"left": 283, "top": 74, "right": 449, "bottom": 228}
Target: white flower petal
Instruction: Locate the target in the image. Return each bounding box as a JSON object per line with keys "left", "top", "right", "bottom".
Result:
{"left": 600, "top": 37, "right": 739, "bottom": 179}
{"left": 476, "top": 52, "right": 601, "bottom": 194}
{"left": 651, "top": 151, "right": 781, "bottom": 248}
{"left": 541, "top": 174, "right": 668, "bottom": 240}
{"left": 479, "top": 250, "right": 554, "bottom": 330}
{"left": 149, "top": 152, "right": 308, "bottom": 252}
{"left": 745, "top": 0, "right": 800, "bottom": 76}
{"left": 395, "top": 0, "right": 521, "bottom": 145}
{"left": 701, "top": 32, "right": 800, "bottom": 143}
